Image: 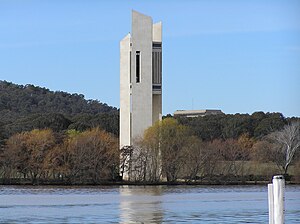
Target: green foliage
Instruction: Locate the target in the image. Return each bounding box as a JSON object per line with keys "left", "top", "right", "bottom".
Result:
{"left": 176, "top": 111, "right": 289, "bottom": 141}
{"left": 144, "top": 118, "right": 191, "bottom": 182}
{"left": 69, "top": 112, "right": 119, "bottom": 136}
{"left": 0, "top": 81, "right": 115, "bottom": 118}
{"left": 4, "top": 113, "right": 72, "bottom": 136}
{"left": 0, "top": 80, "right": 119, "bottom": 142}
{"left": 253, "top": 113, "right": 286, "bottom": 138}
{"left": 66, "top": 129, "right": 81, "bottom": 138}
{"left": 177, "top": 115, "right": 224, "bottom": 141}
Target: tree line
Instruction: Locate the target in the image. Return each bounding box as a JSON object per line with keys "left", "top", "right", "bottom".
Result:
{"left": 1, "top": 118, "right": 298, "bottom": 184}
{"left": 174, "top": 111, "right": 299, "bottom": 140}
{"left": 0, "top": 128, "right": 119, "bottom": 184}
{"left": 1, "top": 80, "right": 300, "bottom": 184}
{"left": 123, "top": 118, "right": 300, "bottom": 183}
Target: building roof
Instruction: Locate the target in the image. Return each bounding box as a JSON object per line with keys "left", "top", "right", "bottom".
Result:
{"left": 174, "top": 109, "right": 224, "bottom": 117}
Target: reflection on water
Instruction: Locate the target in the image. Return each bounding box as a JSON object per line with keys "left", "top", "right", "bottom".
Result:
{"left": 119, "top": 186, "right": 163, "bottom": 223}
{"left": 0, "top": 185, "right": 299, "bottom": 223}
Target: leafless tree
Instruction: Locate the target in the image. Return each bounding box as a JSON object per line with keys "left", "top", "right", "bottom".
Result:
{"left": 182, "top": 136, "right": 207, "bottom": 181}
{"left": 201, "top": 140, "right": 223, "bottom": 179}
{"left": 120, "top": 145, "right": 133, "bottom": 180}
{"left": 270, "top": 122, "right": 300, "bottom": 174}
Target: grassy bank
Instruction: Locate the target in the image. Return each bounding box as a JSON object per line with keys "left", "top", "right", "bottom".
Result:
{"left": 1, "top": 161, "right": 299, "bottom": 185}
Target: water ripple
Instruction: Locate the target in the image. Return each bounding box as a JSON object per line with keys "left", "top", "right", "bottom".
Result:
{"left": 0, "top": 185, "right": 299, "bottom": 223}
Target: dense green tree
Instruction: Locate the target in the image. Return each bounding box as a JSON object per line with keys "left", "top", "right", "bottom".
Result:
{"left": 4, "top": 113, "right": 71, "bottom": 136}
{"left": 222, "top": 114, "right": 251, "bottom": 139}
{"left": 177, "top": 115, "right": 224, "bottom": 141}
{"left": 69, "top": 112, "right": 119, "bottom": 136}
{"left": 253, "top": 113, "right": 286, "bottom": 138}
{"left": 0, "top": 80, "right": 118, "bottom": 139}
{"left": 0, "top": 81, "right": 116, "bottom": 119}
{"left": 176, "top": 112, "right": 289, "bottom": 141}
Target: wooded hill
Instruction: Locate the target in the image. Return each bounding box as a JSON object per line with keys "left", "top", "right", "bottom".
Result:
{"left": 0, "top": 80, "right": 119, "bottom": 142}
{"left": 0, "top": 80, "right": 299, "bottom": 145}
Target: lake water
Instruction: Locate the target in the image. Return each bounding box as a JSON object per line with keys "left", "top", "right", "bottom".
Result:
{"left": 0, "top": 185, "right": 299, "bottom": 223}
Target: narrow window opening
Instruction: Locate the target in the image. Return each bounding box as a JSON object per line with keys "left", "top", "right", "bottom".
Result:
{"left": 136, "top": 51, "right": 140, "bottom": 83}
{"left": 129, "top": 51, "right": 132, "bottom": 84}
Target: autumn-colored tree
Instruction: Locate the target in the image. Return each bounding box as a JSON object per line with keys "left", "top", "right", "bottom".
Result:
{"left": 25, "top": 129, "right": 56, "bottom": 181}
{"left": 238, "top": 134, "right": 255, "bottom": 158}
{"left": 2, "top": 129, "right": 56, "bottom": 182}
{"left": 44, "top": 144, "right": 68, "bottom": 179}
{"left": 1, "top": 132, "right": 29, "bottom": 179}
{"left": 251, "top": 140, "right": 273, "bottom": 162}
{"left": 64, "top": 128, "right": 119, "bottom": 183}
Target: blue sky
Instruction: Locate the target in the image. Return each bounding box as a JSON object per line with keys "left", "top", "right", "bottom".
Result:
{"left": 0, "top": 0, "right": 299, "bottom": 117}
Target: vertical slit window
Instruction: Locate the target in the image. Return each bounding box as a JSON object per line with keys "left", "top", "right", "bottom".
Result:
{"left": 159, "top": 52, "right": 162, "bottom": 84}
{"left": 136, "top": 51, "right": 140, "bottom": 83}
{"left": 130, "top": 51, "right": 132, "bottom": 84}
{"left": 152, "top": 53, "right": 154, "bottom": 83}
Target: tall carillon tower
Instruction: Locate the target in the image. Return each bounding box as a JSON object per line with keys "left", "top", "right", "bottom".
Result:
{"left": 120, "top": 11, "right": 162, "bottom": 178}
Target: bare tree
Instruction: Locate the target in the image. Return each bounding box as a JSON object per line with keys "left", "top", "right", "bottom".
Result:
{"left": 120, "top": 145, "right": 133, "bottom": 180}
{"left": 182, "top": 136, "right": 207, "bottom": 181}
{"left": 202, "top": 139, "right": 223, "bottom": 179}
{"left": 270, "top": 122, "right": 300, "bottom": 174}
{"left": 220, "top": 139, "right": 243, "bottom": 176}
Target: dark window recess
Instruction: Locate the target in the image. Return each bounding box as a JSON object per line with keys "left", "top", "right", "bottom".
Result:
{"left": 153, "top": 85, "right": 161, "bottom": 90}
{"left": 153, "top": 42, "right": 162, "bottom": 48}
{"left": 136, "top": 51, "right": 140, "bottom": 83}
{"left": 152, "top": 51, "right": 162, "bottom": 85}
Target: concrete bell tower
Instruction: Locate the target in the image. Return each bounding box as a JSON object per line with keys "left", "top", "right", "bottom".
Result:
{"left": 120, "top": 10, "right": 162, "bottom": 179}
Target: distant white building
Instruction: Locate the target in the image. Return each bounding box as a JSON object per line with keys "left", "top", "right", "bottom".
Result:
{"left": 174, "top": 109, "right": 224, "bottom": 118}
{"left": 120, "top": 11, "right": 162, "bottom": 179}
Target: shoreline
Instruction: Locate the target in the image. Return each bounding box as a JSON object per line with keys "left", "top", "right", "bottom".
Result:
{"left": 1, "top": 179, "right": 299, "bottom": 186}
